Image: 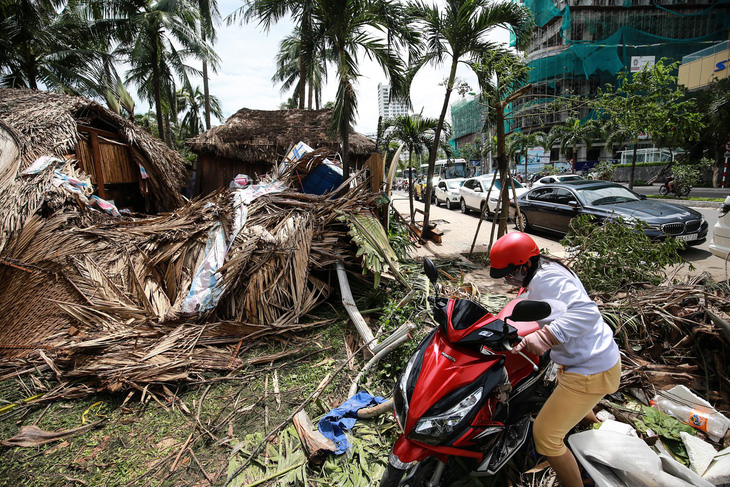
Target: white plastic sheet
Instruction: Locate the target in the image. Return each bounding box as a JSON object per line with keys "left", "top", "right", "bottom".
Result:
{"left": 181, "top": 180, "right": 288, "bottom": 314}
{"left": 568, "top": 429, "right": 713, "bottom": 487}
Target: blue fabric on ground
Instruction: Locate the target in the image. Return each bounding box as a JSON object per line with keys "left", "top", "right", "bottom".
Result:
{"left": 317, "top": 391, "right": 386, "bottom": 455}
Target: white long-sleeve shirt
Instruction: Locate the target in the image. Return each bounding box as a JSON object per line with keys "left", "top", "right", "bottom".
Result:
{"left": 523, "top": 261, "right": 619, "bottom": 375}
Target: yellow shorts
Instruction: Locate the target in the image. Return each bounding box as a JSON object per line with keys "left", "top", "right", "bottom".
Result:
{"left": 533, "top": 358, "right": 622, "bottom": 456}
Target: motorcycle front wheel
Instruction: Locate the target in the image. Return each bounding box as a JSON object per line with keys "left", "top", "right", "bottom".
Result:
{"left": 380, "top": 464, "right": 406, "bottom": 487}
{"left": 659, "top": 185, "right": 668, "bottom": 196}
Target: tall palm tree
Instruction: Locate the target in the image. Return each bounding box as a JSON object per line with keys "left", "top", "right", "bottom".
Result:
{"left": 272, "top": 25, "right": 332, "bottom": 109}
{"left": 410, "top": 0, "right": 533, "bottom": 238}
{"left": 313, "top": 0, "right": 414, "bottom": 179}
{"left": 111, "top": 0, "right": 214, "bottom": 146}
{"left": 549, "top": 116, "right": 601, "bottom": 173}
{"left": 194, "top": 0, "right": 220, "bottom": 130}
{"left": 232, "top": 0, "right": 317, "bottom": 110}
{"left": 382, "top": 114, "right": 442, "bottom": 222}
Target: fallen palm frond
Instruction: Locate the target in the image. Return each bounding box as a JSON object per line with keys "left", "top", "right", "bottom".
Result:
{"left": 599, "top": 280, "right": 730, "bottom": 413}
{"left": 0, "top": 151, "right": 384, "bottom": 391}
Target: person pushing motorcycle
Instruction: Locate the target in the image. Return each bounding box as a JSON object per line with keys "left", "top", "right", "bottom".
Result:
{"left": 490, "top": 232, "right": 621, "bottom": 487}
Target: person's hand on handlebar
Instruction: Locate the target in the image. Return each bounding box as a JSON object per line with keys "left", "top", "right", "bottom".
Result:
{"left": 512, "top": 327, "right": 559, "bottom": 355}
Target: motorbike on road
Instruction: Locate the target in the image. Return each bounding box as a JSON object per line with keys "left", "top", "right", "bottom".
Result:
{"left": 381, "top": 259, "right": 559, "bottom": 486}
{"left": 658, "top": 180, "right": 692, "bottom": 197}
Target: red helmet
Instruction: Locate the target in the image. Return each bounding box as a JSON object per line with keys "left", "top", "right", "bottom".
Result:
{"left": 489, "top": 232, "right": 540, "bottom": 278}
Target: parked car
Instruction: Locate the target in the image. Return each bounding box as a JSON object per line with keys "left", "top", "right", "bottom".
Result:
{"left": 710, "top": 196, "right": 730, "bottom": 259}
{"left": 459, "top": 176, "right": 528, "bottom": 216}
{"left": 531, "top": 174, "right": 585, "bottom": 188}
{"left": 511, "top": 180, "right": 708, "bottom": 245}
{"left": 434, "top": 178, "right": 465, "bottom": 210}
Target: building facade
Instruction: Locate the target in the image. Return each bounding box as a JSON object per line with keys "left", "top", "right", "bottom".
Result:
{"left": 513, "top": 0, "right": 730, "bottom": 163}
{"left": 377, "top": 83, "right": 410, "bottom": 120}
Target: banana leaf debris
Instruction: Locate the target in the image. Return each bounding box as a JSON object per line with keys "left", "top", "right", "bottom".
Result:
{"left": 0, "top": 148, "right": 395, "bottom": 394}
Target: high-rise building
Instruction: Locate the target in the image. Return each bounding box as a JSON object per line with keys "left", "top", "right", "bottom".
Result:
{"left": 513, "top": 0, "right": 730, "bottom": 162}
{"left": 377, "top": 83, "right": 409, "bottom": 120}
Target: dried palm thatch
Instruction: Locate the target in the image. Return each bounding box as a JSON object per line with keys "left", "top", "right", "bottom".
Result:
{"left": 601, "top": 280, "right": 730, "bottom": 413}
{"left": 0, "top": 151, "right": 381, "bottom": 391}
{"left": 187, "top": 108, "right": 375, "bottom": 163}
{"left": 0, "top": 88, "right": 187, "bottom": 235}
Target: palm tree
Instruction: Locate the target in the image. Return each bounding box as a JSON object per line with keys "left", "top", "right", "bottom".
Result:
{"left": 194, "top": 0, "right": 220, "bottom": 130}
{"left": 272, "top": 26, "right": 332, "bottom": 109}
{"left": 382, "top": 114, "right": 442, "bottom": 222}
{"left": 112, "top": 0, "right": 214, "bottom": 146}
{"left": 410, "top": 0, "right": 533, "bottom": 238}
{"left": 232, "top": 0, "right": 318, "bottom": 110}
{"left": 313, "top": 0, "right": 413, "bottom": 179}
{"left": 0, "top": 0, "right": 106, "bottom": 91}
{"left": 176, "top": 85, "right": 223, "bottom": 139}
{"left": 509, "top": 130, "right": 540, "bottom": 176}
{"left": 549, "top": 116, "right": 601, "bottom": 173}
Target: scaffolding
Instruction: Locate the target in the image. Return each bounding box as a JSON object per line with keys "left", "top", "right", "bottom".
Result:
{"left": 513, "top": 0, "right": 730, "bottom": 133}
{"left": 450, "top": 98, "right": 487, "bottom": 140}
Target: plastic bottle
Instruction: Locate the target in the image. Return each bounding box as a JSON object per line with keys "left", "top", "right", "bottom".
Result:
{"left": 652, "top": 396, "right": 730, "bottom": 440}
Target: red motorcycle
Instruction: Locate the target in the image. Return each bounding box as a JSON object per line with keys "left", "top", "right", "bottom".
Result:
{"left": 381, "top": 259, "right": 558, "bottom": 486}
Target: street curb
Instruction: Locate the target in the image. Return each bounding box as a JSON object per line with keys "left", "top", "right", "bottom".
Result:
{"left": 659, "top": 199, "right": 721, "bottom": 209}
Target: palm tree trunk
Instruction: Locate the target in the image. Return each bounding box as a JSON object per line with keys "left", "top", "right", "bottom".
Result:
{"left": 298, "top": 55, "right": 306, "bottom": 110}
{"left": 421, "top": 60, "right": 458, "bottom": 239}
{"left": 408, "top": 150, "right": 415, "bottom": 223}
{"left": 341, "top": 79, "right": 351, "bottom": 180}
{"left": 496, "top": 105, "right": 509, "bottom": 237}
{"left": 202, "top": 31, "right": 211, "bottom": 130}
{"left": 152, "top": 56, "right": 166, "bottom": 143}
{"left": 308, "top": 74, "right": 313, "bottom": 110}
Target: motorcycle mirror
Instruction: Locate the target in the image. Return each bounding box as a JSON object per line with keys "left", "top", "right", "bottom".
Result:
{"left": 423, "top": 258, "right": 438, "bottom": 285}
{"left": 509, "top": 300, "right": 552, "bottom": 322}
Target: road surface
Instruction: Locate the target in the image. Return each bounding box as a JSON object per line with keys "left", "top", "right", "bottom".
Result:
{"left": 390, "top": 190, "right": 728, "bottom": 283}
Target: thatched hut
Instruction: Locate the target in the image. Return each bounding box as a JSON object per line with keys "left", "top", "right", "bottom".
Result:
{"left": 0, "top": 88, "right": 188, "bottom": 213}
{"left": 187, "top": 108, "right": 376, "bottom": 196}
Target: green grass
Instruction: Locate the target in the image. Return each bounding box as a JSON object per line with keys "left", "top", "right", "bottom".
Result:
{"left": 646, "top": 195, "right": 724, "bottom": 202}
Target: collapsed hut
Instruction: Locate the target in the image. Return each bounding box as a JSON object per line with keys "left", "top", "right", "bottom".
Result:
{"left": 0, "top": 145, "right": 390, "bottom": 392}
{"left": 0, "top": 88, "right": 187, "bottom": 221}
{"left": 187, "top": 108, "right": 376, "bottom": 196}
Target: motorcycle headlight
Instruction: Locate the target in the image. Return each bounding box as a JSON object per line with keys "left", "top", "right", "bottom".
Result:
{"left": 412, "top": 388, "right": 482, "bottom": 442}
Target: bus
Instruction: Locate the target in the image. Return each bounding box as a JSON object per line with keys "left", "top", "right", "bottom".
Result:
{"left": 419, "top": 158, "right": 469, "bottom": 181}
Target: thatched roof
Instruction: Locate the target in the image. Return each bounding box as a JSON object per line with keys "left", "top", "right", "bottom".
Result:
{"left": 187, "top": 108, "right": 376, "bottom": 163}
{"left": 0, "top": 88, "right": 187, "bottom": 210}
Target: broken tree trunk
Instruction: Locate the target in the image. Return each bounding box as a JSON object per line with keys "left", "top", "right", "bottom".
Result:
{"left": 292, "top": 410, "right": 336, "bottom": 464}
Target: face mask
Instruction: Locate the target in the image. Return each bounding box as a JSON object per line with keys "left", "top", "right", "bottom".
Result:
{"left": 504, "top": 267, "right": 525, "bottom": 287}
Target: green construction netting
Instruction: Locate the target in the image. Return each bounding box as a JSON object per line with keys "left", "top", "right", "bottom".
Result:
{"left": 514, "top": 0, "right": 730, "bottom": 84}
{"left": 451, "top": 98, "right": 487, "bottom": 139}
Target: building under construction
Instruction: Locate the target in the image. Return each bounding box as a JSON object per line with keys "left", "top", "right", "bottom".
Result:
{"left": 512, "top": 0, "right": 730, "bottom": 163}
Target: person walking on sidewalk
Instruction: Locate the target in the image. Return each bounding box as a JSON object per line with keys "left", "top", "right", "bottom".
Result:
{"left": 489, "top": 232, "right": 621, "bottom": 487}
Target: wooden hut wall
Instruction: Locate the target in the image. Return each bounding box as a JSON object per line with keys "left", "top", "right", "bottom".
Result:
{"left": 76, "top": 134, "right": 137, "bottom": 184}
{"left": 196, "top": 153, "right": 271, "bottom": 196}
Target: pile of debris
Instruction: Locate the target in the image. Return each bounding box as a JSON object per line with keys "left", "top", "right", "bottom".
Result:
{"left": 0, "top": 148, "right": 386, "bottom": 392}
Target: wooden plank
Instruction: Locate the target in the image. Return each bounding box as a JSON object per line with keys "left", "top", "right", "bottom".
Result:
{"left": 89, "top": 132, "right": 106, "bottom": 199}
{"left": 77, "top": 125, "right": 119, "bottom": 139}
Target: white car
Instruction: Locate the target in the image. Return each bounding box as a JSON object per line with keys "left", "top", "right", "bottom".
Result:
{"left": 459, "top": 176, "right": 528, "bottom": 215}
{"left": 710, "top": 196, "right": 730, "bottom": 260}
{"left": 531, "top": 174, "right": 585, "bottom": 188}
{"left": 434, "top": 178, "right": 465, "bottom": 210}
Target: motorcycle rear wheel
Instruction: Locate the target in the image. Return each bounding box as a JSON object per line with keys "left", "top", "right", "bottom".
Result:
{"left": 678, "top": 185, "right": 691, "bottom": 197}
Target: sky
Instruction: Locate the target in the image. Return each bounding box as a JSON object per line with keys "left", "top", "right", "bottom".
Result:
{"left": 190, "top": 0, "right": 512, "bottom": 136}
